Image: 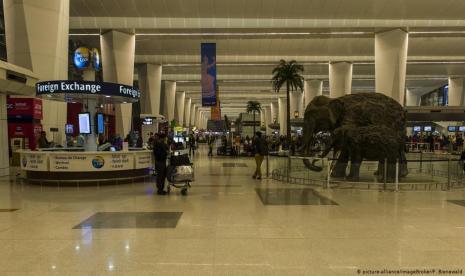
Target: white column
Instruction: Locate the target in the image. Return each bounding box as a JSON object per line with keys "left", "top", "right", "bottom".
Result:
{"left": 195, "top": 107, "right": 200, "bottom": 127}
{"left": 4, "top": 0, "right": 69, "bottom": 144}
{"left": 448, "top": 78, "right": 465, "bottom": 106}
{"left": 265, "top": 106, "right": 272, "bottom": 135}
{"left": 405, "top": 89, "right": 421, "bottom": 107}
{"left": 190, "top": 104, "right": 196, "bottom": 126}
{"left": 175, "top": 91, "right": 186, "bottom": 126}
{"left": 101, "top": 30, "right": 135, "bottom": 137}
{"left": 375, "top": 29, "right": 409, "bottom": 104}
{"left": 138, "top": 64, "right": 162, "bottom": 116}
{"left": 270, "top": 102, "right": 278, "bottom": 124}
{"left": 329, "top": 62, "right": 352, "bottom": 98}
{"left": 290, "top": 91, "right": 303, "bottom": 118}
{"left": 163, "top": 81, "right": 176, "bottom": 122}
{"left": 0, "top": 95, "right": 9, "bottom": 176}
{"left": 260, "top": 110, "right": 266, "bottom": 129}
{"left": 304, "top": 80, "right": 323, "bottom": 108}
{"left": 184, "top": 98, "right": 192, "bottom": 127}
{"left": 278, "top": 97, "right": 287, "bottom": 136}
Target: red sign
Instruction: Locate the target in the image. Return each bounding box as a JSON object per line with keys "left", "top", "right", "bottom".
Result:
{"left": 7, "top": 98, "right": 42, "bottom": 119}
{"left": 8, "top": 122, "right": 42, "bottom": 150}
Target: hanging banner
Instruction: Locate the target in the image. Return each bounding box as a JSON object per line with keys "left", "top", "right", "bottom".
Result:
{"left": 201, "top": 43, "right": 217, "bottom": 106}
{"left": 211, "top": 85, "right": 221, "bottom": 120}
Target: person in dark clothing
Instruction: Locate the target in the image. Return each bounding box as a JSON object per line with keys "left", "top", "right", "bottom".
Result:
{"left": 207, "top": 135, "right": 215, "bottom": 157}
{"left": 38, "top": 131, "right": 50, "bottom": 148}
{"left": 252, "top": 132, "right": 268, "bottom": 180}
{"left": 153, "top": 134, "right": 169, "bottom": 195}
{"left": 188, "top": 133, "right": 196, "bottom": 156}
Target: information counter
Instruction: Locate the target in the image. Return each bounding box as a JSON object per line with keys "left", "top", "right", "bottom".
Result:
{"left": 19, "top": 150, "right": 153, "bottom": 184}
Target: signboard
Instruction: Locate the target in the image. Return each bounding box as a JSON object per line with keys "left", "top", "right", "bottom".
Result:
{"left": 36, "top": 80, "right": 140, "bottom": 99}
{"left": 7, "top": 98, "right": 42, "bottom": 120}
{"left": 21, "top": 152, "right": 48, "bottom": 171}
{"left": 201, "top": 43, "right": 217, "bottom": 106}
{"left": 413, "top": 126, "right": 421, "bottom": 132}
{"left": 49, "top": 153, "right": 134, "bottom": 172}
{"left": 448, "top": 126, "right": 457, "bottom": 132}
{"left": 74, "top": 47, "right": 101, "bottom": 71}
{"left": 135, "top": 152, "right": 152, "bottom": 169}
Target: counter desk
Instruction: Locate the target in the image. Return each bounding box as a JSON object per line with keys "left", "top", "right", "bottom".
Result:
{"left": 19, "top": 150, "right": 153, "bottom": 184}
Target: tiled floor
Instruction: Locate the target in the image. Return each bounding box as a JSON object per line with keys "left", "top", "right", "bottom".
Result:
{"left": 1, "top": 146, "right": 465, "bottom": 275}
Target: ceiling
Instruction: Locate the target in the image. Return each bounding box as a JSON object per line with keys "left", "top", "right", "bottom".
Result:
{"left": 69, "top": 0, "right": 465, "bottom": 119}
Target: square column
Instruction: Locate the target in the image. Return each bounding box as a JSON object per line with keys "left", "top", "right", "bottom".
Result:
{"left": 4, "top": 0, "right": 69, "bottom": 143}
{"left": 138, "top": 64, "right": 162, "bottom": 116}
{"left": 290, "top": 91, "right": 303, "bottom": 118}
{"left": 448, "top": 78, "right": 465, "bottom": 106}
{"left": 101, "top": 30, "right": 136, "bottom": 137}
{"left": 265, "top": 107, "right": 272, "bottom": 135}
{"left": 184, "top": 98, "right": 192, "bottom": 127}
{"left": 278, "top": 97, "right": 287, "bottom": 136}
{"left": 304, "top": 80, "right": 323, "bottom": 108}
{"left": 375, "top": 29, "right": 409, "bottom": 104}
{"left": 270, "top": 102, "right": 278, "bottom": 124}
{"left": 329, "top": 62, "right": 352, "bottom": 98}
{"left": 175, "top": 92, "right": 186, "bottom": 126}
{"left": 162, "top": 81, "right": 176, "bottom": 122}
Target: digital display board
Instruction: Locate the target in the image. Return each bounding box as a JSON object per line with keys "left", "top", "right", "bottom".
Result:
{"left": 459, "top": 126, "right": 465, "bottom": 132}
{"left": 65, "top": 124, "right": 74, "bottom": 134}
{"left": 448, "top": 126, "right": 457, "bottom": 132}
{"left": 78, "top": 112, "right": 91, "bottom": 134}
{"left": 424, "top": 126, "right": 432, "bottom": 132}
{"left": 413, "top": 126, "right": 421, "bottom": 132}
{"left": 96, "top": 113, "right": 104, "bottom": 134}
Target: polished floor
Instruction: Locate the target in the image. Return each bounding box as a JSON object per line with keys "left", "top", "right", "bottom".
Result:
{"left": 2, "top": 146, "right": 465, "bottom": 275}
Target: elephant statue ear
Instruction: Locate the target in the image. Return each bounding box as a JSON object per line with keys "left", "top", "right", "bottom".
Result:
{"left": 328, "top": 99, "right": 344, "bottom": 126}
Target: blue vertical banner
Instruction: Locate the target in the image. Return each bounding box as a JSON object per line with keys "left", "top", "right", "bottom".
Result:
{"left": 201, "top": 43, "right": 217, "bottom": 106}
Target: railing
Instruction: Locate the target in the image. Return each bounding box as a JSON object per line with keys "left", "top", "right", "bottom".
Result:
{"left": 271, "top": 151, "right": 465, "bottom": 191}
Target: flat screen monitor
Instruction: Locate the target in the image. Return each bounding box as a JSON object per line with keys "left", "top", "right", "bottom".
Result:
{"left": 142, "top": 117, "right": 153, "bottom": 125}
{"left": 448, "top": 126, "right": 457, "bottom": 132}
{"left": 78, "top": 112, "right": 91, "bottom": 134}
{"left": 424, "top": 126, "right": 432, "bottom": 132}
{"left": 413, "top": 126, "right": 421, "bottom": 132}
{"left": 96, "top": 113, "right": 104, "bottom": 134}
{"left": 65, "top": 124, "right": 74, "bottom": 134}
{"left": 460, "top": 126, "right": 465, "bottom": 132}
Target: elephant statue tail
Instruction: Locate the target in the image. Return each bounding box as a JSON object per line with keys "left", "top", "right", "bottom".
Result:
{"left": 303, "top": 158, "right": 323, "bottom": 172}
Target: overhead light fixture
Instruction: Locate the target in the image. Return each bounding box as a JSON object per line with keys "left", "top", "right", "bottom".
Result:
{"left": 69, "top": 33, "right": 100, "bottom": 36}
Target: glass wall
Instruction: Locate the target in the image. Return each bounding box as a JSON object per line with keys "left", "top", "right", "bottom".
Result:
{"left": 420, "top": 85, "right": 448, "bottom": 106}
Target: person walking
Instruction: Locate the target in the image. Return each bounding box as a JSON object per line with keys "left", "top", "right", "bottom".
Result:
{"left": 207, "top": 135, "right": 215, "bottom": 157}
{"left": 252, "top": 131, "right": 268, "bottom": 180}
{"left": 153, "top": 133, "right": 169, "bottom": 195}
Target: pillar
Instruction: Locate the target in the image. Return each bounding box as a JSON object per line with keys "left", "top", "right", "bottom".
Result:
{"left": 190, "top": 104, "right": 196, "bottom": 126}
{"left": 194, "top": 107, "right": 200, "bottom": 127}
{"left": 260, "top": 110, "right": 266, "bottom": 129}
{"left": 101, "top": 30, "right": 135, "bottom": 137}
{"left": 138, "top": 64, "right": 162, "bottom": 116}
{"left": 0, "top": 95, "right": 8, "bottom": 176}
{"left": 405, "top": 89, "right": 421, "bottom": 107}
{"left": 290, "top": 91, "right": 303, "bottom": 118}
{"left": 304, "top": 80, "right": 323, "bottom": 108}
{"left": 163, "top": 81, "right": 176, "bottom": 122}
{"left": 278, "top": 97, "right": 287, "bottom": 136}
{"left": 270, "top": 102, "right": 278, "bottom": 124}
{"left": 4, "top": 0, "right": 69, "bottom": 144}
{"left": 184, "top": 98, "right": 192, "bottom": 127}
{"left": 265, "top": 107, "right": 272, "bottom": 135}
{"left": 375, "top": 29, "right": 409, "bottom": 104}
{"left": 329, "top": 62, "right": 352, "bottom": 98}
{"left": 448, "top": 78, "right": 465, "bottom": 106}
{"left": 175, "top": 92, "right": 185, "bottom": 126}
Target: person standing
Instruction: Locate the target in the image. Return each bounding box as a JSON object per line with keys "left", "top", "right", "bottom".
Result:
{"left": 207, "top": 135, "right": 215, "bottom": 157}
{"left": 153, "top": 134, "right": 169, "bottom": 195}
{"left": 252, "top": 131, "right": 268, "bottom": 180}
{"left": 38, "top": 131, "right": 50, "bottom": 148}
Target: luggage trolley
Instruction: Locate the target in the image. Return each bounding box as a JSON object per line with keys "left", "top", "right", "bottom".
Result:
{"left": 166, "top": 149, "right": 194, "bottom": 195}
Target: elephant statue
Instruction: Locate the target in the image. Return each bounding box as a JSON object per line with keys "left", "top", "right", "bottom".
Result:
{"left": 300, "top": 93, "right": 408, "bottom": 180}
{"left": 328, "top": 125, "right": 404, "bottom": 181}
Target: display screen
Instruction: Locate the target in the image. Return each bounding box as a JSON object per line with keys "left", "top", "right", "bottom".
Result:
{"left": 460, "top": 126, "right": 465, "bottom": 132}
{"left": 78, "top": 112, "right": 91, "bottom": 134}
{"left": 65, "top": 124, "right": 74, "bottom": 134}
{"left": 413, "top": 126, "right": 421, "bottom": 132}
{"left": 448, "top": 126, "right": 457, "bottom": 132}
{"left": 97, "top": 113, "right": 104, "bottom": 134}
{"left": 142, "top": 117, "right": 153, "bottom": 125}
{"left": 424, "top": 126, "right": 432, "bottom": 132}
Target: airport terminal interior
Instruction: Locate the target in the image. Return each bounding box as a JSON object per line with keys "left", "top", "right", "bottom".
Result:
{"left": 3, "top": 0, "right": 465, "bottom": 275}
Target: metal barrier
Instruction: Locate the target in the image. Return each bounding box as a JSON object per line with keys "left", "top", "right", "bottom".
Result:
{"left": 271, "top": 152, "right": 465, "bottom": 191}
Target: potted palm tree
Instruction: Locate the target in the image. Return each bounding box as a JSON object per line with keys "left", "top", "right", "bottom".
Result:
{"left": 271, "top": 60, "right": 304, "bottom": 142}
{"left": 246, "top": 100, "right": 262, "bottom": 135}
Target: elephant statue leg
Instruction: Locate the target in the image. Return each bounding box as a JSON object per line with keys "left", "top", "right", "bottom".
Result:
{"left": 331, "top": 150, "right": 349, "bottom": 178}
